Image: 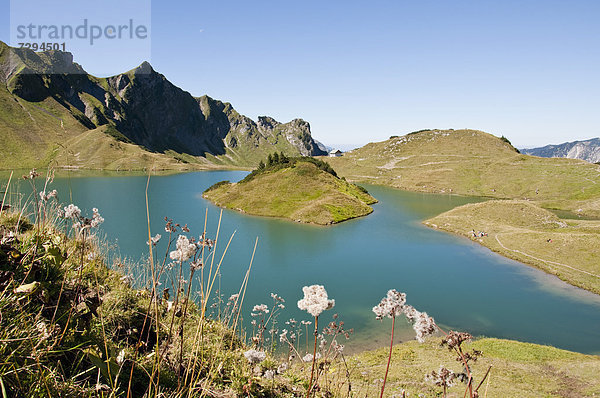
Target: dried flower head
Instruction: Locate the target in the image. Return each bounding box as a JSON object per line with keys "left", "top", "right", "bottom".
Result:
{"left": 228, "top": 293, "right": 239, "bottom": 302}
{"left": 271, "top": 292, "right": 285, "bottom": 302}
{"left": 302, "top": 353, "right": 321, "bottom": 363}
{"left": 372, "top": 289, "right": 406, "bottom": 320}
{"left": 425, "top": 365, "right": 457, "bottom": 388}
{"left": 297, "top": 284, "right": 335, "bottom": 317}
{"left": 147, "top": 234, "right": 161, "bottom": 246}
{"left": 441, "top": 331, "right": 473, "bottom": 350}
{"left": 190, "top": 258, "right": 203, "bottom": 271}
{"left": 90, "top": 208, "right": 104, "bottom": 228}
{"left": 279, "top": 329, "right": 288, "bottom": 342}
{"left": 244, "top": 349, "right": 266, "bottom": 364}
{"left": 412, "top": 311, "right": 437, "bottom": 343}
{"left": 169, "top": 235, "right": 196, "bottom": 262}
{"left": 63, "top": 204, "right": 81, "bottom": 219}
{"left": 252, "top": 304, "right": 269, "bottom": 314}
{"left": 39, "top": 190, "right": 57, "bottom": 202}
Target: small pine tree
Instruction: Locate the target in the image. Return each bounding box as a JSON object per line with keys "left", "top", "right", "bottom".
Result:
{"left": 267, "top": 154, "right": 273, "bottom": 166}
{"left": 273, "top": 152, "right": 280, "bottom": 164}
{"left": 258, "top": 160, "right": 265, "bottom": 170}
{"left": 280, "top": 152, "right": 288, "bottom": 163}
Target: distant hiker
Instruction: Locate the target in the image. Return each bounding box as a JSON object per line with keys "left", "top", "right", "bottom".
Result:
{"left": 547, "top": 238, "right": 552, "bottom": 243}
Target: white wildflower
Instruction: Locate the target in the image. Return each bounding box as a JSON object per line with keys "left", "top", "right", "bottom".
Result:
{"left": 302, "top": 353, "right": 321, "bottom": 362}
{"left": 252, "top": 304, "right": 269, "bottom": 314}
{"left": 90, "top": 208, "right": 104, "bottom": 228}
{"left": 190, "top": 258, "right": 203, "bottom": 271}
{"left": 372, "top": 289, "right": 406, "bottom": 320}
{"left": 403, "top": 305, "right": 419, "bottom": 322}
{"left": 147, "top": 234, "right": 161, "bottom": 246}
{"left": 64, "top": 204, "right": 81, "bottom": 219}
{"left": 169, "top": 235, "right": 196, "bottom": 262}
{"left": 279, "top": 329, "right": 288, "bottom": 342}
{"left": 228, "top": 293, "right": 239, "bottom": 302}
{"left": 29, "top": 169, "right": 40, "bottom": 179}
{"left": 297, "top": 285, "right": 335, "bottom": 317}
{"left": 244, "top": 349, "right": 266, "bottom": 364}
{"left": 412, "top": 311, "right": 437, "bottom": 342}
{"left": 39, "top": 189, "right": 57, "bottom": 201}
{"left": 277, "top": 362, "right": 288, "bottom": 374}
{"left": 331, "top": 339, "right": 344, "bottom": 354}
{"left": 263, "top": 369, "right": 275, "bottom": 379}
{"left": 271, "top": 292, "right": 284, "bottom": 302}
{"left": 36, "top": 321, "right": 50, "bottom": 340}
{"left": 120, "top": 275, "right": 134, "bottom": 286}
{"left": 116, "top": 349, "right": 126, "bottom": 365}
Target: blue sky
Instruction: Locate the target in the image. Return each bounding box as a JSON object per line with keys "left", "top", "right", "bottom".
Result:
{"left": 2, "top": 0, "right": 600, "bottom": 148}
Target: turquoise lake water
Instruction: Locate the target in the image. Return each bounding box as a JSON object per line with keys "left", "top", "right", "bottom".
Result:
{"left": 3, "top": 170, "right": 600, "bottom": 354}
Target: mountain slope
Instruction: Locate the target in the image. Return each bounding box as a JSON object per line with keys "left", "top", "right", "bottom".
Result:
{"left": 425, "top": 200, "right": 600, "bottom": 294}
{"left": 326, "top": 129, "right": 600, "bottom": 217}
{"left": 203, "top": 159, "right": 377, "bottom": 225}
{"left": 522, "top": 138, "right": 600, "bottom": 163}
{"left": 0, "top": 41, "right": 325, "bottom": 169}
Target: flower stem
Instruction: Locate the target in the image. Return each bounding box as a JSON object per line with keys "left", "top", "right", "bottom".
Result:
{"left": 306, "top": 315, "right": 319, "bottom": 398}
{"left": 380, "top": 315, "right": 395, "bottom": 398}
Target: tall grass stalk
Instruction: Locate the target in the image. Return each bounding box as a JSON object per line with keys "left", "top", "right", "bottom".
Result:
{"left": 306, "top": 316, "right": 319, "bottom": 398}
{"left": 0, "top": 171, "right": 12, "bottom": 219}
{"left": 380, "top": 314, "right": 395, "bottom": 398}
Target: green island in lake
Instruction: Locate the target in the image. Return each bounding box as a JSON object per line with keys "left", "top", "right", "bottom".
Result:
{"left": 203, "top": 154, "right": 377, "bottom": 225}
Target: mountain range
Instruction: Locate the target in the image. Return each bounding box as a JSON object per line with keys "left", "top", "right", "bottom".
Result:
{"left": 521, "top": 138, "right": 600, "bottom": 164}
{"left": 0, "top": 41, "right": 326, "bottom": 170}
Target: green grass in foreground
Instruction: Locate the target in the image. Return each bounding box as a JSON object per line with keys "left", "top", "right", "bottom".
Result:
{"left": 349, "top": 337, "right": 600, "bottom": 397}
{"left": 2, "top": 181, "right": 600, "bottom": 397}
{"left": 425, "top": 200, "right": 600, "bottom": 294}
{"left": 203, "top": 159, "right": 377, "bottom": 225}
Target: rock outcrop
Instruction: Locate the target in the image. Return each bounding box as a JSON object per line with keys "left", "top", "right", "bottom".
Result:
{"left": 522, "top": 138, "right": 600, "bottom": 164}
{"left": 0, "top": 41, "right": 326, "bottom": 168}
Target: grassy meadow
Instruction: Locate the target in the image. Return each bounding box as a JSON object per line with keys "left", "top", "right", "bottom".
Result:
{"left": 425, "top": 200, "right": 600, "bottom": 294}
{"left": 347, "top": 337, "right": 600, "bottom": 397}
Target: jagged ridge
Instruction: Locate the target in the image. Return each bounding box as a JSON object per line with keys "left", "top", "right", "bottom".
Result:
{"left": 522, "top": 138, "right": 600, "bottom": 164}
{"left": 0, "top": 41, "right": 326, "bottom": 169}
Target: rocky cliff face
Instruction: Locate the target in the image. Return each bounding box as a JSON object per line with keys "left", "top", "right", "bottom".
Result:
{"left": 0, "top": 41, "right": 326, "bottom": 166}
{"left": 522, "top": 138, "right": 600, "bottom": 164}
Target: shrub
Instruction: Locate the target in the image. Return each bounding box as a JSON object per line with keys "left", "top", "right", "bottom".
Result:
{"left": 204, "top": 180, "right": 231, "bottom": 192}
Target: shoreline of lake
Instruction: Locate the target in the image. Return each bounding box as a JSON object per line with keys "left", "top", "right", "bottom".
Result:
{"left": 2, "top": 170, "right": 600, "bottom": 354}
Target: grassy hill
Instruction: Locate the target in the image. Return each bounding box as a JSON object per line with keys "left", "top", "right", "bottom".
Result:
{"left": 203, "top": 158, "right": 377, "bottom": 225}
{"left": 326, "top": 129, "right": 600, "bottom": 217}
{"left": 49, "top": 125, "right": 215, "bottom": 171}
{"left": 348, "top": 337, "right": 600, "bottom": 397}
{"left": 424, "top": 200, "right": 600, "bottom": 294}
{"left": 0, "top": 82, "right": 211, "bottom": 171}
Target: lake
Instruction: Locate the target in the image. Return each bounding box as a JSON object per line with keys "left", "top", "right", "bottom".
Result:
{"left": 3, "top": 170, "right": 600, "bottom": 354}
